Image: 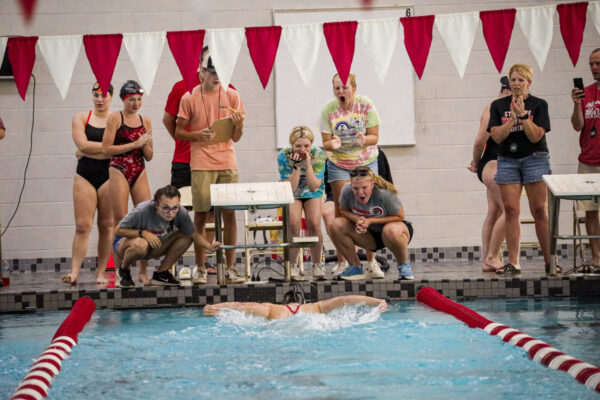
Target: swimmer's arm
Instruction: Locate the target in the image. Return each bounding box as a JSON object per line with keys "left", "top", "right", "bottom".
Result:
{"left": 471, "top": 104, "right": 492, "bottom": 171}
{"left": 102, "top": 112, "right": 141, "bottom": 156}
{"left": 203, "top": 302, "right": 272, "bottom": 319}
{"left": 142, "top": 117, "right": 153, "bottom": 161}
{"left": 317, "top": 295, "right": 388, "bottom": 314}
{"left": 72, "top": 113, "right": 106, "bottom": 157}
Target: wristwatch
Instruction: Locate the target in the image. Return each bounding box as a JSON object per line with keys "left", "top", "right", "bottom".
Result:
{"left": 518, "top": 114, "right": 529, "bottom": 120}
{"left": 138, "top": 229, "right": 143, "bottom": 237}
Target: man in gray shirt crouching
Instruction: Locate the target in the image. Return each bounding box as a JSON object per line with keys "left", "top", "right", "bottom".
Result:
{"left": 113, "top": 185, "right": 219, "bottom": 288}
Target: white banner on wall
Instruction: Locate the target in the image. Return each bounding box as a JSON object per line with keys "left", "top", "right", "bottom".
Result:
{"left": 282, "top": 23, "right": 321, "bottom": 86}
{"left": 435, "top": 12, "right": 479, "bottom": 79}
{"left": 206, "top": 28, "right": 245, "bottom": 91}
{"left": 590, "top": 1, "right": 600, "bottom": 36}
{"left": 358, "top": 18, "right": 399, "bottom": 83}
{"left": 0, "top": 37, "right": 7, "bottom": 71}
{"left": 38, "top": 35, "right": 82, "bottom": 99}
{"left": 274, "top": 7, "right": 415, "bottom": 148}
{"left": 123, "top": 31, "right": 166, "bottom": 95}
{"left": 517, "top": 5, "right": 556, "bottom": 71}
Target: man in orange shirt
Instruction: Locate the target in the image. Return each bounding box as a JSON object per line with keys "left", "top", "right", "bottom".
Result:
{"left": 176, "top": 56, "right": 246, "bottom": 284}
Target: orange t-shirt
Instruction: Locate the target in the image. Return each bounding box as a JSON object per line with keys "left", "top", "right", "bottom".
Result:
{"left": 178, "top": 85, "right": 245, "bottom": 171}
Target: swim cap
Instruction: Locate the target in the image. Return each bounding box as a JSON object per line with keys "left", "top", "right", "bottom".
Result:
{"left": 500, "top": 76, "right": 510, "bottom": 91}
{"left": 120, "top": 80, "right": 144, "bottom": 100}
{"left": 92, "top": 82, "right": 114, "bottom": 96}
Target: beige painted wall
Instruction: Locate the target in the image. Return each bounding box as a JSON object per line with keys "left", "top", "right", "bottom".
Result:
{"left": 0, "top": 0, "right": 595, "bottom": 259}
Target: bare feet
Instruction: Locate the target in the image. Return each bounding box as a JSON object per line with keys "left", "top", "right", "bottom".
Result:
{"left": 138, "top": 273, "right": 150, "bottom": 286}
{"left": 61, "top": 273, "right": 78, "bottom": 285}
{"left": 482, "top": 259, "right": 503, "bottom": 272}
{"left": 96, "top": 272, "right": 108, "bottom": 284}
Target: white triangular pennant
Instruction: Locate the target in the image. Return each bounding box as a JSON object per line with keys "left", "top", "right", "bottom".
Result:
{"left": 38, "top": 35, "right": 82, "bottom": 99}
{"left": 589, "top": 1, "right": 600, "bottom": 36}
{"left": 206, "top": 28, "right": 244, "bottom": 91}
{"left": 517, "top": 5, "right": 555, "bottom": 71}
{"left": 282, "top": 23, "right": 321, "bottom": 86}
{"left": 0, "top": 37, "right": 7, "bottom": 70}
{"left": 123, "top": 31, "right": 165, "bottom": 95}
{"left": 435, "top": 12, "right": 479, "bottom": 79}
{"left": 357, "top": 19, "right": 398, "bottom": 83}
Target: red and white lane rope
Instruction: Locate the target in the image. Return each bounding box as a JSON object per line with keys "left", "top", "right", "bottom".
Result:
{"left": 10, "top": 297, "right": 96, "bottom": 400}
{"left": 417, "top": 287, "right": 600, "bottom": 393}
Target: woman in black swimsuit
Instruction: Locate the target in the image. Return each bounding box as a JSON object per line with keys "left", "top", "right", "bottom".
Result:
{"left": 63, "top": 83, "right": 114, "bottom": 285}
{"left": 468, "top": 78, "right": 511, "bottom": 272}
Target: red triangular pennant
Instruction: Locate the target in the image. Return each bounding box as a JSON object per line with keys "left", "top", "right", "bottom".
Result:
{"left": 400, "top": 15, "right": 435, "bottom": 80}
{"left": 106, "top": 253, "right": 115, "bottom": 270}
{"left": 480, "top": 9, "right": 516, "bottom": 73}
{"left": 83, "top": 34, "right": 122, "bottom": 96}
{"left": 557, "top": 2, "right": 588, "bottom": 67}
{"left": 17, "top": 0, "right": 37, "bottom": 24}
{"left": 245, "top": 26, "right": 282, "bottom": 89}
{"left": 7, "top": 36, "right": 38, "bottom": 100}
{"left": 323, "top": 21, "right": 358, "bottom": 85}
{"left": 167, "top": 30, "right": 205, "bottom": 93}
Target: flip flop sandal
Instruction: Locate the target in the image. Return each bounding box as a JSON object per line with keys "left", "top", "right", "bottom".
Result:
{"left": 545, "top": 263, "right": 563, "bottom": 274}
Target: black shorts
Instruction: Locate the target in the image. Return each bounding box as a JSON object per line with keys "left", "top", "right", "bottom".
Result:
{"left": 171, "top": 162, "right": 191, "bottom": 188}
{"left": 367, "top": 221, "right": 414, "bottom": 251}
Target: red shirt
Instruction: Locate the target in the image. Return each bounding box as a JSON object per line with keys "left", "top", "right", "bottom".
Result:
{"left": 578, "top": 83, "right": 600, "bottom": 166}
{"left": 164, "top": 78, "right": 237, "bottom": 164}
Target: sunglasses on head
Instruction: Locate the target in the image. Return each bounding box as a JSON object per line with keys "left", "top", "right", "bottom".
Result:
{"left": 124, "top": 87, "right": 144, "bottom": 95}
{"left": 349, "top": 169, "right": 370, "bottom": 177}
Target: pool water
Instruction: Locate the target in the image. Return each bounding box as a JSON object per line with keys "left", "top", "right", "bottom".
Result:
{"left": 2, "top": 298, "right": 600, "bottom": 399}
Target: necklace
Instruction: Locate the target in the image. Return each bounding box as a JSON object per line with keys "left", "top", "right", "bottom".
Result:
{"left": 199, "top": 84, "right": 221, "bottom": 129}
{"left": 590, "top": 84, "right": 599, "bottom": 137}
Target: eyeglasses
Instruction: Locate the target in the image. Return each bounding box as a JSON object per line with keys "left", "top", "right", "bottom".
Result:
{"left": 349, "top": 169, "right": 370, "bottom": 177}
{"left": 160, "top": 205, "right": 180, "bottom": 214}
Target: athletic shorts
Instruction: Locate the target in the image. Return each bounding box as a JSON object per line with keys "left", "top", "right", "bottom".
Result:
{"left": 171, "top": 162, "right": 191, "bottom": 189}
{"left": 495, "top": 152, "right": 551, "bottom": 185}
{"left": 577, "top": 162, "right": 600, "bottom": 211}
{"left": 367, "top": 221, "right": 414, "bottom": 251}
{"left": 191, "top": 169, "right": 239, "bottom": 212}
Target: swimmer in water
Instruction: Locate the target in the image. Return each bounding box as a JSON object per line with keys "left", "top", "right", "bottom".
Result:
{"left": 203, "top": 290, "right": 387, "bottom": 321}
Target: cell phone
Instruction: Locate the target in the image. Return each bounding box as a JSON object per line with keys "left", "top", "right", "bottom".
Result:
{"left": 574, "top": 77, "right": 584, "bottom": 91}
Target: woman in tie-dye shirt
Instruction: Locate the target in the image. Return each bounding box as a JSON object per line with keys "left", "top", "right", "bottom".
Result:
{"left": 320, "top": 73, "right": 380, "bottom": 220}
{"left": 277, "top": 126, "right": 326, "bottom": 282}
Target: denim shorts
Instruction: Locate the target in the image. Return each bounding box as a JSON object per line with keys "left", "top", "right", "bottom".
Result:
{"left": 495, "top": 152, "right": 551, "bottom": 185}
{"left": 113, "top": 235, "right": 124, "bottom": 254}
{"left": 326, "top": 158, "right": 378, "bottom": 183}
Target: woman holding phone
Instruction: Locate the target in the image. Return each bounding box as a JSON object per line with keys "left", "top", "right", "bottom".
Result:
{"left": 277, "top": 126, "right": 326, "bottom": 281}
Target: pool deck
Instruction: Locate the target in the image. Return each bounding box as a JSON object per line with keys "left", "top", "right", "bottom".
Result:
{"left": 1, "top": 256, "right": 599, "bottom": 312}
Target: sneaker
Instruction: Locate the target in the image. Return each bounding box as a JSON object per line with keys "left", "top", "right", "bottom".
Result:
{"left": 365, "top": 260, "right": 384, "bottom": 279}
{"left": 495, "top": 263, "right": 521, "bottom": 274}
{"left": 150, "top": 270, "right": 182, "bottom": 286}
{"left": 116, "top": 268, "right": 135, "bottom": 288}
{"left": 178, "top": 266, "right": 192, "bottom": 280}
{"left": 224, "top": 268, "right": 246, "bottom": 284}
{"left": 192, "top": 267, "right": 207, "bottom": 284}
{"left": 398, "top": 263, "right": 414, "bottom": 280}
{"left": 312, "top": 264, "right": 326, "bottom": 281}
{"left": 291, "top": 264, "right": 307, "bottom": 282}
{"left": 339, "top": 264, "right": 365, "bottom": 281}
{"left": 332, "top": 261, "right": 348, "bottom": 276}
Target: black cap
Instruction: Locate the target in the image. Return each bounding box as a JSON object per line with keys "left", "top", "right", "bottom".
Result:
{"left": 500, "top": 76, "right": 510, "bottom": 90}
{"left": 119, "top": 80, "right": 144, "bottom": 99}
{"left": 202, "top": 56, "right": 217, "bottom": 74}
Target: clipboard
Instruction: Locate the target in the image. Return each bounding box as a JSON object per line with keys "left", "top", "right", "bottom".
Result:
{"left": 203, "top": 117, "right": 234, "bottom": 145}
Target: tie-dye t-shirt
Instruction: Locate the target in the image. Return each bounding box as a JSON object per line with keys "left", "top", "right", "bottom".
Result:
{"left": 319, "top": 94, "right": 380, "bottom": 170}
{"left": 277, "top": 145, "right": 326, "bottom": 199}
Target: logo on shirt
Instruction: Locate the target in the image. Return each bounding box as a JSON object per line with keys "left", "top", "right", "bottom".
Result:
{"left": 584, "top": 100, "right": 600, "bottom": 119}
{"left": 352, "top": 206, "right": 385, "bottom": 218}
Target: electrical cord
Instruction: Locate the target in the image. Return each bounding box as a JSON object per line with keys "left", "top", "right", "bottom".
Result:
{"left": 1, "top": 74, "right": 35, "bottom": 238}
{"left": 251, "top": 258, "right": 285, "bottom": 281}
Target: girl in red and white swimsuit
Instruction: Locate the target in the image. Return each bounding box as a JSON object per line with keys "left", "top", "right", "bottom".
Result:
{"left": 103, "top": 80, "right": 154, "bottom": 285}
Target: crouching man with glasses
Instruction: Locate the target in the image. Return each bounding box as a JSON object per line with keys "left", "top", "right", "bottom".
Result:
{"left": 113, "top": 185, "right": 220, "bottom": 288}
